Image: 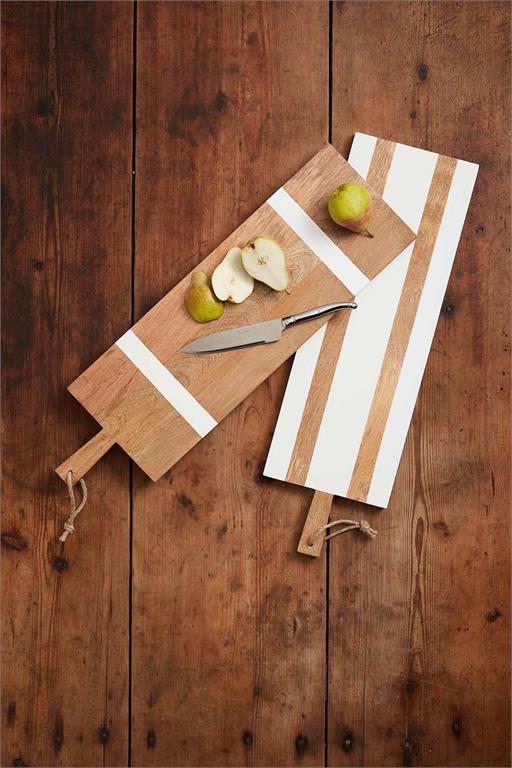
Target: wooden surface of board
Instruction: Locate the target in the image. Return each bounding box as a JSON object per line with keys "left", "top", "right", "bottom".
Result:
{"left": 2, "top": 2, "right": 510, "bottom": 767}
{"left": 57, "top": 143, "right": 413, "bottom": 484}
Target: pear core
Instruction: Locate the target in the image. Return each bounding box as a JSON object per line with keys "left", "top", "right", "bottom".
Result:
{"left": 241, "top": 236, "right": 289, "bottom": 291}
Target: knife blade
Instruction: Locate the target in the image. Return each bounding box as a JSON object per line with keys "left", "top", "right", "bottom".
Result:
{"left": 180, "top": 301, "right": 357, "bottom": 354}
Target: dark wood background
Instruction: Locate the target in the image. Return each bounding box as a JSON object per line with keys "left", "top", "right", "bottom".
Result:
{"left": 2, "top": 2, "right": 510, "bottom": 766}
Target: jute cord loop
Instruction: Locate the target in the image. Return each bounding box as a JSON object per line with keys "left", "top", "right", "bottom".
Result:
{"left": 59, "top": 470, "right": 87, "bottom": 542}
{"left": 309, "top": 518, "right": 377, "bottom": 546}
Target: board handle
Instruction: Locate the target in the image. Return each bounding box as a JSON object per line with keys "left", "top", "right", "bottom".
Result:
{"left": 55, "top": 429, "right": 115, "bottom": 485}
{"left": 297, "top": 490, "right": 334, "bottom": 557}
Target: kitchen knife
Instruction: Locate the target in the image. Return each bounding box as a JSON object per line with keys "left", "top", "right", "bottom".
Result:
{"left": 180, "top": 302, "right": 357, "bottom": 354}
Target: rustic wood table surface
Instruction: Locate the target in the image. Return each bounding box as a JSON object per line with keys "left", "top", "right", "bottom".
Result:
{"left": 2, "top": 2, "right": 510, "bottom": 767}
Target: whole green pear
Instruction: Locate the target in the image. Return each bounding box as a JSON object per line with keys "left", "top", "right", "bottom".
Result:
{"left": 328, "top": 183, "right": 374, "bottom": 237}
{"left": 185, "top": 271, "right": 224, "bottom": 323}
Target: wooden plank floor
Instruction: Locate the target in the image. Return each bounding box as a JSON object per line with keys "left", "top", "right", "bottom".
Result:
{"left": 2, "top": 2, "right": 510, "bottom": 767}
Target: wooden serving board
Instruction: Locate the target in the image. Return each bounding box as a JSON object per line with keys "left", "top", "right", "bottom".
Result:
{"left": 56, "top": 143, "right": 415, "bottom": 484}
{"left": 264, "top": 134, "right": 478, "bottom": 555}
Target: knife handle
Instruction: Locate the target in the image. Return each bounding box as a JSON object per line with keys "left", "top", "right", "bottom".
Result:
{"left": 282, "top": 301, "right": 357, "bottom": 328}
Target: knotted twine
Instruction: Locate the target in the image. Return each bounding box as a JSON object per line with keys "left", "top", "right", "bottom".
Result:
{"left": 58, "top": 471, "right": 375, "bottom": 547}
{"left": 59, "top": 470, "right": 87, "bottom": 542}
{"left": 309, "top": 518, "right": 377, "bottom": 546}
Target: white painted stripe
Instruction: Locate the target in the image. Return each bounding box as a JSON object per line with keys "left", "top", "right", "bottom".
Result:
{"left": 367, "top": 159, "right": 479, "bottom": 506}
{"left": 263, "top": 324, "right": 327, "bottom": 481}
{"left": 267, "top": 187, "right": 369, "bottom": 295}
{"left": 116, "top": 330, "right": 217, "bottom": 438}
{"left": 383, "top": 142, "right": 439, "bottom": 232}
{"left": 305, "top": 244, "right": 413, "bottom": 496}
{"left": 302, "top": 140, "right": 437, "bottom": 497}
{"left": 349, "top": 133, "right": 378, "bottom": 179}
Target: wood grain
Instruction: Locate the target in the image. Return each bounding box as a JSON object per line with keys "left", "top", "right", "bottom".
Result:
{"left": 297, "top": 491, "right": 335, "bottom": 557}
{"left": 59, "top": 143, "right": 413, "bottom": 483}
{"left": 287, "top": 311, "right": 350, "bottom": 485}
{"left": 1, "top": 2, "right": 132, "bottom": 765}
{"left": 131, "top": 2, "right": 328, "bottom": 765}
{"left": 347, "top": 154, "right": 457, "bottom": 502}
{"left": 55, "top": 429, "right": 115, "bottom": 483}
{"left": 329, "top": 2, "right": 511, "bottom": 766}
{"left": 365, "top": 139, "right": 396, "bottom": 195}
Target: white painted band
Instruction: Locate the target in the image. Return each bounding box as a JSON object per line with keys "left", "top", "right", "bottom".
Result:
{"left": 263, "top": 324, "right": 327, "bottom": 481}
{"left": 116, "top": 330, "right": 217, "bottom": 438}
{"left": 267, "top": 187, "right": 369, "bottom": 296}
{"left": 347, "top": 133, "right": 378, "bottom": 180}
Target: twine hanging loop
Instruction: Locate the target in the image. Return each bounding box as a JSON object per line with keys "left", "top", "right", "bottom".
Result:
{"left": 309, "top": 518, "right": 377, "bottom": 546}
{"left": 59, "top": 470, "right": 87, "bottom": 542}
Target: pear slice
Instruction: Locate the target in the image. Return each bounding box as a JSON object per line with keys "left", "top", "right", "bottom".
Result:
{"left": 212, "top": 247, "right": 254, "bottom": 304}
{"left": 241, "top": 236, "right": 289, "bottom": 292}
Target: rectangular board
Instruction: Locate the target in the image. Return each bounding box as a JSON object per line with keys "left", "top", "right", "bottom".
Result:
{"left": 57, "top": 143, "right": 415, "bottom": 482}
{"left": 264, "top": 134, "right": 479, "bottom": 507}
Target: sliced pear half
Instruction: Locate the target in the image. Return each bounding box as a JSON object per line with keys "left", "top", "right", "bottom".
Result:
{"left": 212, "top": 247, "right": 254, "bottom": 304}
{"left": 241, "top": 236, "right": 289, "bottom": 292}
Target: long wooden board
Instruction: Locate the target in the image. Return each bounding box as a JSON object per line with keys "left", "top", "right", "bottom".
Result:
{"left": 265, "top": 135, "right": 478, "bottom": 540}
{"left": 57, "top": 143, "right": 414, "bottom": 484}
{"left": 1, "top": 3, "right": 132, "bottom": 765}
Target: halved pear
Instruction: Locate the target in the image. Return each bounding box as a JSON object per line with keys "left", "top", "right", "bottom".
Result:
{"left": 241, "top": 236, "right": 289, "bottom": 292}
{"left": 212, "top": 247, "right": 254, "bottom": 303}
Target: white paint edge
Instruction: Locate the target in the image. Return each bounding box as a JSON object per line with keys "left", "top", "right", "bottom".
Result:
{"left": 267, "top": 187, "right": 369, "bottom": 295}
{"left": 366, "top": 158, "right": 479, "bottom": 506}
{"left": 349, "top": 133, "right": 378, "bottom": 179}
{"left": 263, "top": 324, "right": 327, "bottom": 481}
{"left": 116, "top": 330, "right": 217, "bottom": 438}
{"left": 383, "top": 142, "right": 439, "bottom": 232}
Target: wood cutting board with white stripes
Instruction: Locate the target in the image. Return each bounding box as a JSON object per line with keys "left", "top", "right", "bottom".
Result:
{"left": 264, "top": 134, "right": 478, "bottom": 535}
{"left": 56, "top": 143, "right": 415, "bottom": 484}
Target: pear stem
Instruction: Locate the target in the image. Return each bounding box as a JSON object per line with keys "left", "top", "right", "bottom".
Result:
{"left": 364, "top": 229, "right": 375, "bottom": 238}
